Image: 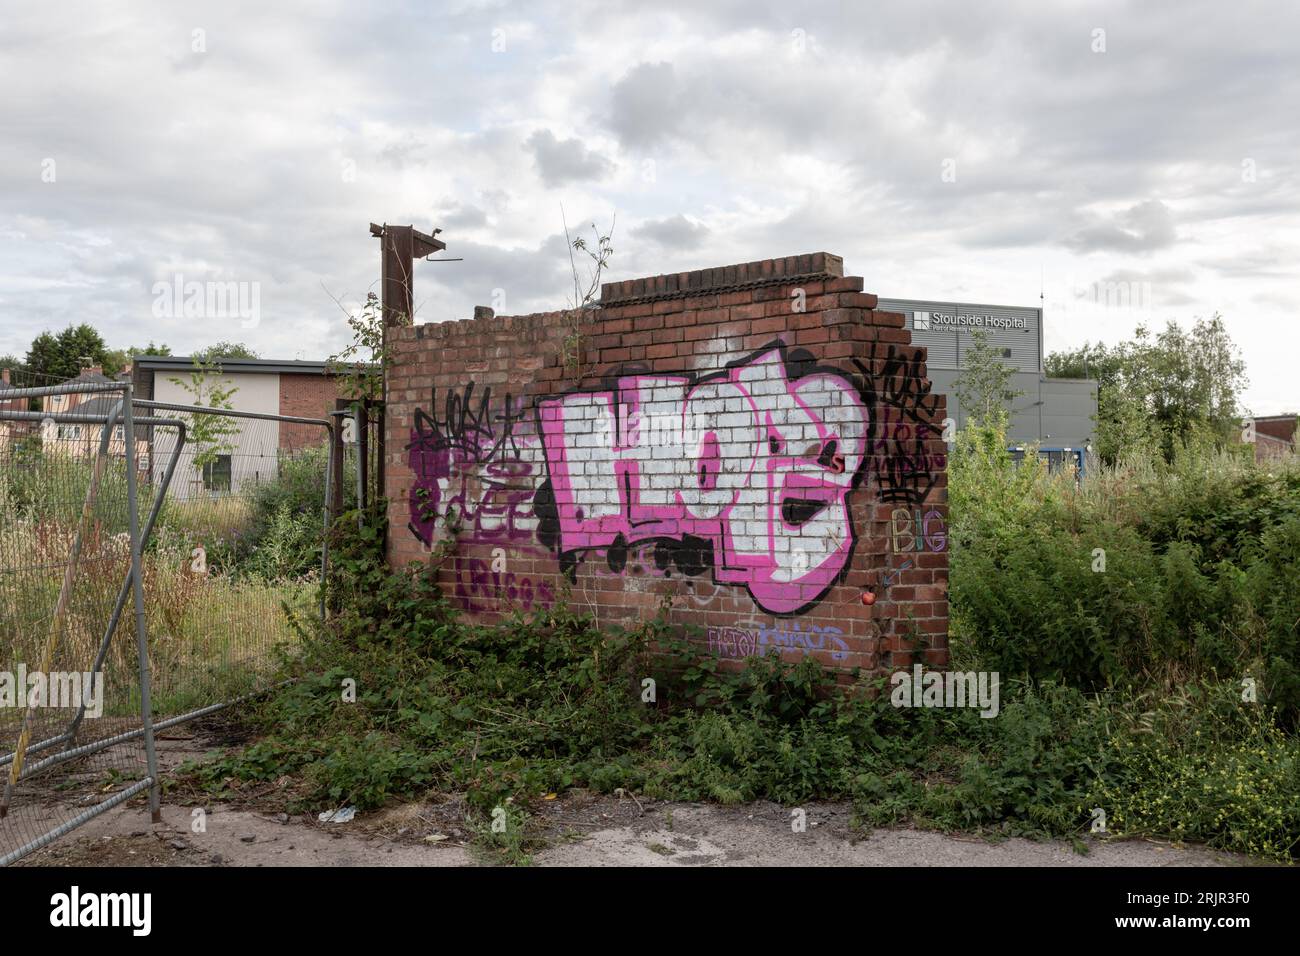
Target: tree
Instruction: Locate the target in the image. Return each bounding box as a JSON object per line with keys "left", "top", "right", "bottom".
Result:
{"left": 1045, "top": 341, "right": 1122, "bottom": 383}
{"left": 24, "top": 324, "right": 110, "bottom": 382}
{"left": 103, "top": 342, "right": 172, "bottom": 377}
{"left": 194, "top": 342, "right": 259, "bottom": 362}
{"left": 169, "top": 358, "right": 242, "bottom": 493}
{"left": 327, "top": 293, "right": 383, "bottom": 402}
{"left": 953, "top": 329, "right": 1023, "bottom": 429}
{"left": 1046, "top": 314, "right": 1247, "bottom": 462}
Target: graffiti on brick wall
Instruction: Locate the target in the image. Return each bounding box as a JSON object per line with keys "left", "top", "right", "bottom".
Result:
{"left": 450, "top": 554, "right": 556, "bottom": 614}
{"left": 852, "top": 344, "right": 945, "bottom": 505}
{"left": 406, "top": 382, "right": 554, "bottom": 613}
{"left": 707, "top": 623, "right": 849, "bottom": 661}
{"left": 890, "top": 507, "right": 947, "bottom": 553}
{"left": 533, "top": 342, "right": 870, "bottom": 615}
{"left": 406, "top": 382, "right": 543, "bottom": 546}
{"left": 404, "top": 337, "right": 948, "bottom": 624}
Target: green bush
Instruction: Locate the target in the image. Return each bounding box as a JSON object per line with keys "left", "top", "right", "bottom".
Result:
{"left": 949, "top": 424, "right": 1300, "bottom": 723}
{"left": 1095, "top": 683, "right": 1300, "bottom": 860}
{"left": 152, "top": 444, "right": 352, "bottom": 581}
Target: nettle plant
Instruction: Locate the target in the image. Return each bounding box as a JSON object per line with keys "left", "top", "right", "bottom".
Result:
{"left": 170, "top": 357, "right": 240, "bottom": 492}
{"left": 561, "top": 211, "right": 615, "bottom": 377}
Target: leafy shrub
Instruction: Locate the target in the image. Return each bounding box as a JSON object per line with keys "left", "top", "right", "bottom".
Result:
{"left": 949, "top": 426, "right": 1300, "bottom": 723}
{"left": 177, "top": 465, "right": 1300, "bottom": 863}
{"left": 1095, "top": 683, "right": 1300, "bottom": 860}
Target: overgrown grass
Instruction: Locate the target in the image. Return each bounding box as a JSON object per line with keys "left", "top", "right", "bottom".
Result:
{"left": 179, "top": 515, "right": 1300, "bottom": 863}
{"left": 950, "top": 426, "right": 1300, "bottom": 724}
{"left": 0, "top": 445, "right": 317, "bottom": 718}
{"left": 76, "top": 419, "right": 1286, "bottom": 865}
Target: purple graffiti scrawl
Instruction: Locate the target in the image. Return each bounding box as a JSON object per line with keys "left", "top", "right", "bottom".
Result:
{"left": 406, "top": 382, "right": 541, "bottom": 547}
{"left": 708, "top": 623, "right": 850, "bottom": 661}
{"left": 533, "top": 342, "right": 870, "bottom": 615}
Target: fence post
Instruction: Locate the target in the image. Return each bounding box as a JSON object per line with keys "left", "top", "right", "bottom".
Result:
{"left": 374, "top": 399, "right": 385, "bottom": 532}
{"left": 329, "top": 401, "right": 347, "bottom": 520}
{"left": 123, "top": 387, "right": 162, "bottom": 823}
{"left": 357, "top": 400, "right": 369, "bottom": 514}
{"left": 352, "top": 401, "right": 364, "bottom": 527}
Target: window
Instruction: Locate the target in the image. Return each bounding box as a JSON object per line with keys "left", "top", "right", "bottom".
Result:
{"left": 57, "top": 424, "right": 82, "bottom": 440}
{"left": 202, "top": 455, "right": 233, "bottom": 493}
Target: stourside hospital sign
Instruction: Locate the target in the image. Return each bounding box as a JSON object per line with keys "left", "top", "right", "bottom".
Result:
{"left": 913, "top": 311, "right": 1028, "bottom": 332}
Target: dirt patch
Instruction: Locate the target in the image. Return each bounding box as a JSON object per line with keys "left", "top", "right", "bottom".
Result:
{"left": 18, "top": 802, "right": 476, "bottom": 867}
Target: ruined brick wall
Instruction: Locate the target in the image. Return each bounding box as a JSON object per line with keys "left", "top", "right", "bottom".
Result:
{"left": 385, "top": 253, "right": 948, "bottom": 678}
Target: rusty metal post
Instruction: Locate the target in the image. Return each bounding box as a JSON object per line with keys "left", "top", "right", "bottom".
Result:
{"left": 357, "top": 400, "right": 369, "bottom": 513}
{"left": 369, "top": 222, "right": 446, "bottom": 406}
{"left": 329, "top": 401, "right": 347, "bottom": 520}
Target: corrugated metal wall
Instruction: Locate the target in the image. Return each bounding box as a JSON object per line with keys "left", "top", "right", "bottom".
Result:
{"left": 926, "top": 370, "right": 1097, "bottom": 446}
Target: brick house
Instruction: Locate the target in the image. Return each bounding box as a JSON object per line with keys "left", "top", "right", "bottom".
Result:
{"left": 132, "top": 356, "right": 351, "bottom": 497}
{"left": 11, "top": 365, "right": 150, "bottom": 465}
{"left": 1253, "top": 413, "right": 1298, "bottom": 461}
{"left": 0, "top": 368, "right": 32, "bottom": 451}
{"left": 41, "top": 365, "right": 115, "bottom": 415}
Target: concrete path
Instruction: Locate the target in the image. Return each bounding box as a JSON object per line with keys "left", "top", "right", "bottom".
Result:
{"left": 17, "top": 797, "right": 1252, "bottom": 867}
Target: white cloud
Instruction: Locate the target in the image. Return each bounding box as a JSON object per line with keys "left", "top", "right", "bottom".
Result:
{"left": 0, "top": 0, "right": 1296, "bottom": 413}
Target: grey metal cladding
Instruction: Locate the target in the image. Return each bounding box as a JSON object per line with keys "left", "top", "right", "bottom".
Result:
{"left": 920, "top": 369, "right": 1096, "bottom": 447}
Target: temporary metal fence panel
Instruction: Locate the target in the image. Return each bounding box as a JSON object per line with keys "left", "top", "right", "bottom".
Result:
{"left": 0, "top": 382, "right": 162, "bottom": 865}
{"left": 0, "top": 387, "right": 337, "bottom": 865}
{"left": 129, "top": 400, "right": 335, "bottom": 717}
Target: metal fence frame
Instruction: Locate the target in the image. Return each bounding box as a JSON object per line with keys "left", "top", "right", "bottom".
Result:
{"left": 135, "top": 400, "right": 336, "bottom": 622}
{"left": 0, "top": 381, "right": 163, "bottom": 864}
{"left": 0, "top": 389, "right": 339, "bottom": 865}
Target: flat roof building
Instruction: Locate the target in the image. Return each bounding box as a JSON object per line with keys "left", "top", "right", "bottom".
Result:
{"left": 876, "top": 297, "right": 1098, "bottom": 450}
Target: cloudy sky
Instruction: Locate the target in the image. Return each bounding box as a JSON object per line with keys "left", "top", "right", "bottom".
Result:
{"left": 1, "top": 0, "right": 1297, "bottom": 413}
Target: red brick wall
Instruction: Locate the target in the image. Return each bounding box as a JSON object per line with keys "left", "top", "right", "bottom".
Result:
{"left": 278, "top": 373, "right": 340, "bottom": 453}
{"left": 384, "top": 253, "right": 948, "bottom": 678}
{"left": 1254, "top": 416, "right": 1297, "bottom": 462}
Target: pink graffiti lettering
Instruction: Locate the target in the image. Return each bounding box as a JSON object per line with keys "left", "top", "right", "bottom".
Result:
{"left": 538, "top": 345, "right": 869, "bottom": 614}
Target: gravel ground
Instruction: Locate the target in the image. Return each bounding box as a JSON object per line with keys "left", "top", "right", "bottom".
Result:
{"left": 16, "top": 795, "right": 1254, "bottom": 867}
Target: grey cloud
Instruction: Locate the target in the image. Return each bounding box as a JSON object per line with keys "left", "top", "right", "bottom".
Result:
{"left": 631, "top": 214, "right": 709, "bottom": 250}
{"left": 1197, "top": 252, "right": 1287, "bottom": 279}
{"left": 0, "top": 0, "right": 1297, "bottom": 417}
{"left": 525, "top": 130, "right": 614, "bottom": 186}
{"left": 606, "top": 62, "right": 683, "bottom": 150}
{"left": 378, "top": 134, "right": 433, "bottom": 169}
{"left": 1066, "top": 201, "right": 1177, "bottom": 254}
{"left": 439, "top": 202, "right": 489, "bottom": 230}
{"left": 412, "top": 235, "right": 578, "bottom": 322}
